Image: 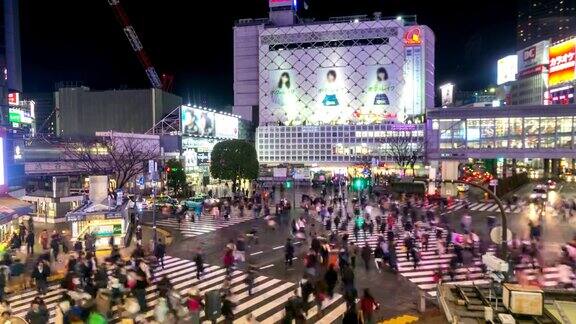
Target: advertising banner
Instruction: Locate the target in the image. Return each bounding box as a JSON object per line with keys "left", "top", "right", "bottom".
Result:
{"left": 316, "top": 66, "right": 351, "bottom": 124}
{"left": 439, "top": 83, "right": 454, "bottom": 107}
{"left": 181, "top": 106, "right": 215, "bottom": 137}
{"left": 215, "top": 115, "right": 239, "bottom": 139}
{"left": 197, "top": 152, "right": 210, "bottom": 166}
{"left": 548, "top": 38, "right": 576, "bottom": 87}
{"left": 183, "top": 149, "right": 198, "bottom": 172}
{"left": 364, "top": 65, "right": 401, "bottom": 121}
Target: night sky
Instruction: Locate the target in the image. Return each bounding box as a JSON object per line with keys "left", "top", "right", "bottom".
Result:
{"left": 20, "top": 0, "right": 516, "bottom": 106}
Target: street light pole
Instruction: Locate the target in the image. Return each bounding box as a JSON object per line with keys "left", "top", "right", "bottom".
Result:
{"left": 436, "top": 179, "right": 509, "bottom": 259}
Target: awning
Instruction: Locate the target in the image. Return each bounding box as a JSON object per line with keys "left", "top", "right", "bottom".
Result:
{"left": 0, "top": 196, "right": 33, "bottom": 225}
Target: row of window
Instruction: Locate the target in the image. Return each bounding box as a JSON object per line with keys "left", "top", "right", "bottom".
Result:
{"left": 436, "top": 116, "right": 576, "bottom": 150}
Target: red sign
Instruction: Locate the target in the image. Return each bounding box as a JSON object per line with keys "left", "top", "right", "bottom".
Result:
{"left": 403, "top": 27, "right": 422, "bottom": 46}
{"left": 549, "top": 38, "right": 576, "bottom": 87}
{"left": 519, "top": 65, "right": 546, "bottom": 78}
{"left": 523, "top": 46, "right": 536, "bottom": 61}
{"left": 7, "top": 93, "right": 19, "bottom": 106}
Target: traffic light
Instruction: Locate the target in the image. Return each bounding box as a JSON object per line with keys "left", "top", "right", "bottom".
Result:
{"left": 352, "top": 177, "right": 366, "bottom": 191}
{"left": 165, "top": 167, "right": 171, "bottom": 173}
{"left": 284, "top": 179, "right": 293, "bottom": 189}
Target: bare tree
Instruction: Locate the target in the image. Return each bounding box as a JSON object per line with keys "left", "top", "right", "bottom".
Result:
{"left": 386, "top": 135, "right": 424, "bottom": 176}
{"left": 64, "top": 133, "right": 160, "bottom": 189}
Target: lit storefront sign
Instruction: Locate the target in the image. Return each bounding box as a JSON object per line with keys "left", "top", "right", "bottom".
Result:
{"left": 7, "top": 93, "right": 19, "bottom": 106}
{"left": 548, "top": 38, "right": 576, "bottom": 87}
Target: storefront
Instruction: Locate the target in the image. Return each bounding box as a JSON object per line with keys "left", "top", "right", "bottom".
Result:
{"left": 21, "top": 195, "right": 83, "bottom": 223}
{"left": 181, "top": 137, "right": 222, "bottom": 189}
{"left": 66, "top": 211, "right": 126, "bottom": 249}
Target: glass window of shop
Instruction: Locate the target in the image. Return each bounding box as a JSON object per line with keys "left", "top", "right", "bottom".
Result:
{"left": 494, "top": 118, "right": 509, "bottom": 148}
{"left": 559, "top": 136, "right": 573, "bottom": 148}
{"left": 556, "top": 116, "right": 573, "bottom": 135}
{"left": 466, "top": 119, "right": 480, "bottom": 149}
{"left": 480, "top": 118, "right": 495, "bottom": 149}
{"left": 524, "top": 118, "right": 539, "bottom": 148}
{"left": 509, "top": 117, "right": 523, "bottom": 148}
{"left": 540, "top": 117, "right": 556, "bottom": 136}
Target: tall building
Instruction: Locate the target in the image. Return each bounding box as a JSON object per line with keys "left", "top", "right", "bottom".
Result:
{"left": 234, "top": 1, "right": 434, "bottom": 175}
{"left": 0, "top": 0, "right": 23, "bottom": 189}
{"left": 517, "top": 0, "right": 576, "bottom": 48}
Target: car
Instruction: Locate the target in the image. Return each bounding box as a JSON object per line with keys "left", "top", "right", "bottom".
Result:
{"left": 456, "top": 183, "right": 470, "bottom": 192}
{"left": 530, "top": 185, "right": 548, "bottom": 201}
{"left": 181, "top": 196, "right": 205, "bottom": 209}
{"left": 546, "top": 179, "right": 557, "bottom": 190}
{"left": 149, "top": 195, "right": 178, "bottom": 210}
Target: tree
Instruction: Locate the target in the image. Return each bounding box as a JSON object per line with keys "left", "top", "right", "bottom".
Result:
{"left": 386, "top": 135, "right": 424, "bottom": 177}
{"left": 64, "top": 133, "right": 160, "bottom": 189}
{"left": 165, "top": 158, "right": 188, "bottom": 196}
{"left": 210, "top": 139, "right": 259, "bottom": 191}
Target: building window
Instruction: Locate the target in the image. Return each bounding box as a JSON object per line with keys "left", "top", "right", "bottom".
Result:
{"left": 466, "top": 119, "right": 480, "bottom": 149}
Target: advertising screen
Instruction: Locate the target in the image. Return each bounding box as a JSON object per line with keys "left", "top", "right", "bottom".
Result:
{"left": 181, "top": 106, "right": 215, "bottom": 137}
{"left": 215, "top": 115, "right": 239, "bottom": 139}
{"left": 497, "top": 55, "right": 518, "bottom": 85}
{"left": 549, "top": 38, "right": 576, "bottom": 87}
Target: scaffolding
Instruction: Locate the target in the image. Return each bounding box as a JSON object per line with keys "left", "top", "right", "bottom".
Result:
{"left": 146, "top": 105, "right": 181, "bottom": 135}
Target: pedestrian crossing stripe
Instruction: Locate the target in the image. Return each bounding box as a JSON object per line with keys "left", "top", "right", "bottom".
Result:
{"left": 7, "top": 256, "right": 347, "bottom": 323}
{"left": 313, "top": 211, "right": 574, "bottom": 298}
{"left": 147, "top": 214, "right": 256, "bottom": 238}
{"left": 467, "top": 202, "right": 522, "bottom": 213}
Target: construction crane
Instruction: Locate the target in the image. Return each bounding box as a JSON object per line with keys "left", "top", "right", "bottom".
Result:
{"left": 107, "top": 0, "right": 173, "bottom": 91}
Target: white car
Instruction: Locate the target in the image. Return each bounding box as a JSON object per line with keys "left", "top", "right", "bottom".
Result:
{"left": 530, "top": 186, "right": 548, "bottom": 201}
{"left": 456, "top": 184, "right": 470, "bottom": 192}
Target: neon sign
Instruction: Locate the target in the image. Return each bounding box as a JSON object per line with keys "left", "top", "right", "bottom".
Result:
{"left": 403, "top": 27, "right": 422, "bottom": 46}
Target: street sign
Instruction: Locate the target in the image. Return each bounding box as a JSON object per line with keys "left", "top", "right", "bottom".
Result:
{"left": 148, "top": 160, "right": 157, "bottom": 175}
{"left": 489, "top": 179, "right": 498, "bottom": 186}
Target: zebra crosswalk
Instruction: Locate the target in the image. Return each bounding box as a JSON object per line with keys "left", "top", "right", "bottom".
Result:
{"left": 148, "top": 214, "right": 255, "bottom": 238}
{"left": 314, "top": 211, "right": 573, "bottom": 298}
{"left": 7, "top": 255, "right": 347, "bottom": 323}
{"left": 466, "top": 202, "right": 522, "bottom": 213}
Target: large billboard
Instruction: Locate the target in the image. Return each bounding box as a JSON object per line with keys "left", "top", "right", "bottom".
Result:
{"left": 181, "top": 107, "right": 215, "bottom": 137}
{"left": 215, "top": 115, "right": 239, "bottom": 139}
{"left": 181, "top": 106, "right": 239, "bottom": 139}
{"left": 497, "top": 55, "right": 518, "bottom": 85}
{"left": 259, "top": 20, "right": 417, "bottom": 126}
{"left": 548, "top": 38, "right": 576, "bottom": 87}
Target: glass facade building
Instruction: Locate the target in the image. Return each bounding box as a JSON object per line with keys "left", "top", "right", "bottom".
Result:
{"left": 427, "top": 105, "right": 576, "bottom": 160}
{"left": 256, "top": 123, "right": 424, "bottom": 165}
